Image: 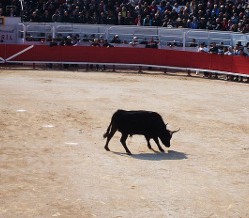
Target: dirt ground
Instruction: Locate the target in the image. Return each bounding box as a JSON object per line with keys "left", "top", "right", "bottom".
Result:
{"left": 0, "top": 68, "right": 248, "bottom": 218}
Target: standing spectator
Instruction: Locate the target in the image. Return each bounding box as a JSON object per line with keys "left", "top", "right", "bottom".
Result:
{"left": 190, "top": 17, "right": 199, "bottom": 29}
{"left": 98, "top": 1, "right": 106, "bottom": 14}
{"left": 145, "top": 37, "right": 158, "bottom": 49}
{"left": 90, "top": 12, "right": 99, "bottom": 24}
{"left": 52, "top": 9, "right": 61, "bottom": 22}
{"left": 48, "top": 38, "right": 58, "bottom": 69}
{"left": 84, "top": 11, "right": 91, "bottom": 24}
{"left": 0, "top": 7, "right": 4, "bottom": 16}
{"left": 7, "top": 7, "right": 18, "bottom": 17}
{"left": 62, "top": 10, "right": 71, "bottom": 22}
{"left": 121, "top": 6, "right": 127, "bottom": 18}
{"left": 209, "top": 42, "right": 219, "bottom": 54}
{"left": 231, "top": 13, "right": 239, "bottom": 24}
{"left": 129, "top": 36, "right": 139, "bottom": 47}
{"left": 215, "top": 18, "right": 223, "bottom": 30}
{"left": 218, "top": 42, "right": 225, "bottom": 55}
{"left": 41, "top": 10, "right": 52, "bottom": 22}
{"left": 157, "top": 1, "right": 166, "bottom": 15}
{"left": 134, "top": 14, "right": 142, "bottom": 26}
{"left": 211, "top": 4, "right": 220, "bottom": 18}
{"left": 152, "top": 13, "right": 162, "bottom": 26}
{"left": 65, "top": 35, "right": 74, "bottom": 46}
{"left": 243, "top": 42, "right": 249, "bottom": 56}
{"left": 165, "top": 2, "right": 172, "bottom": 12}
{"left": 209, "top": 42, "right": 219, "bottom": 78}
{"left": 77, "top": 11, "right": 85, "bottom": 23}
{"left": 149, "top": 1, "right": 158, "bottom": 15}
{"left": 117, "top": 11, "right": 126, "bottom": 25}
{"left": 221, "top": 17, "right": 229, "bottom": 30}
{"left": 233, "top": 43, "right": 241, "bottom": 55}
{"left": 241, "top": 23, "right": 249, "bottom": 34}
{"left": 102, "top": 39, "right": 115, "bottom": 71}
{"left": 143, "top": 15, "right": 152, "bottom": 26}
{"left": 199, "top": 17, "right": 207, "bottom": 29}
{"left": 87, "top": 38, "right": 101, "bottom": 71}
{"left": 124, "top": 11, "right": 134, "bottom": 25}
{"left": 189, "top": 38, "right": 198, "bottom": 47}
{"left": 98, "top": 12, "right": 107, "bottom": 24}
{"left": 106, "top": 10, "right": 116, "bottom": 24}
{"left": 198, "top": 42, "right": 208, "bottom": 53}
{"left": 224, "top": 46, "right": 234, "bottom": 55}
{"left": 70, "top": 10, "right": 79, "bottom": 23}
{"left": 179, "top": 7, "right": 190, "bottom": 21}
{"left": 173, "top": 3, "right": 180, "bottom": 13}
{"left": 30, "top": 11, "right": 40, "bottom": 22}
{"left": 206, "top": 17, "right": 216, "bottom": 30}
{"left": 198, "top": 42, "right": 209, "bottom": 77}
{"left": 110, "top": 35, "right": 121, "bottom": 43}
{"left": 170, "top": 9, "right": 179, "bottom": 21}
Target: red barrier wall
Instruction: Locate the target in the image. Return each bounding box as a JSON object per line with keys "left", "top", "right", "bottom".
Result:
{"left": 0, "top": 44, "right": 248, "bottom": 75}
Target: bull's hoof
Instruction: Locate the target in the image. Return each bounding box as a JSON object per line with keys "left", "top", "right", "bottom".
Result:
{"left": 105, "top": 147, "right": 110, "bottom": 151}
{"left": 160, "top": 149, "right": 165, "bottom": 153}
{"left": 127, "top": 152, "right": 132, "bottom": 155}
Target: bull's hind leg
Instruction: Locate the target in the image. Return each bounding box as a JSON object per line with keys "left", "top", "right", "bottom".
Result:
{"left": 104, "top": 128, "right": 117, "bottom": 151}
{"left": 153, "top": 137, "right": 165, "bottom": 152}
{"left": 120, "top": 133, "right": 132, "bottom": 155}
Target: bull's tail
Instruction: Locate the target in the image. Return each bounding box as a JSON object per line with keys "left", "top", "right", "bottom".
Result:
{"left": 103, "top": 122, "right": 112, "bottom": 138}
{"left": 104, "top": 109, "right": 122, "bottom": 139}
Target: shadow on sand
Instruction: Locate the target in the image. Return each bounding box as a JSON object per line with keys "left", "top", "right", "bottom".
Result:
{"left": 112, "top": 150, "right": 188, "bottom": 161}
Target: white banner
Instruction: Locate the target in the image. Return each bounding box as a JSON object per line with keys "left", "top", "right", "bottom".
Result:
{"left": 0, "top": 26, "right": 17, "bottom": 43}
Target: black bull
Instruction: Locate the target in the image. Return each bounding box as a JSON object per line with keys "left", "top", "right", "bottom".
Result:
{"left": 103, "top": 110, "right": 180, "bottom": 155}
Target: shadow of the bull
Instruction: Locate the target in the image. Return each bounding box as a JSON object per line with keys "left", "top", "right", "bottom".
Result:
{"left": 112, "top": 150, "right": 188, "bottom": 161}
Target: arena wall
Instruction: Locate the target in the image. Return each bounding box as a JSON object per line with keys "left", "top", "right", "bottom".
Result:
{"left": 0, "top": 44, "right": 248, "bottom": 77}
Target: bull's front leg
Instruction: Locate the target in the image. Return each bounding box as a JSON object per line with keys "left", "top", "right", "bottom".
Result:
{"left": 120, "top": 133, "right": 132, "bottom": 155}
{"left": 153, "top": 137, "right": 165, "bottom": 153}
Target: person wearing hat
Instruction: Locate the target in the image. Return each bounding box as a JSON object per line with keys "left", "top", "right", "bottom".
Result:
{"left": 129, "top": 36, "right": 139, "bottom": 47}
{"left": 110, "top": 35, "right": 122, "bottom": 43}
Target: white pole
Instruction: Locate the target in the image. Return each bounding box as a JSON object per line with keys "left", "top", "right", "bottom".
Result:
{"left": 6, "top": 45, "right": 34, "bottom": 61}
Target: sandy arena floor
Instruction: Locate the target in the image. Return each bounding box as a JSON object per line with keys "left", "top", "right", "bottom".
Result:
{"left": 0, "top": 68, "right": 249, "bottom": 218}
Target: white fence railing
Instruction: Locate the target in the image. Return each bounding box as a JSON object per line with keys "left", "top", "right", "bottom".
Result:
{"left": 2, "top": 22, "right": 248, "bottom": 49}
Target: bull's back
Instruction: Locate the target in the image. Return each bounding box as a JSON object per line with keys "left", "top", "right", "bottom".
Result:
{"left": 114, "top": 110, "right": 165, "bottom": 135}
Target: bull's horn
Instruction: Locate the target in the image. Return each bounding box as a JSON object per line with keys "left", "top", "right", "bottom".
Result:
{"left": 171, "top": 128, "right": 180, "bottom": 134}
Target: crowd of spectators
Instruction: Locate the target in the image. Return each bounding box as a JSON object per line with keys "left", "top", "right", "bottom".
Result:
{"left": 194, "top": 40, "right": 249, "bottom": 81}
{"left": 0, "top": 0, "right": 248, "bottom": 33}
